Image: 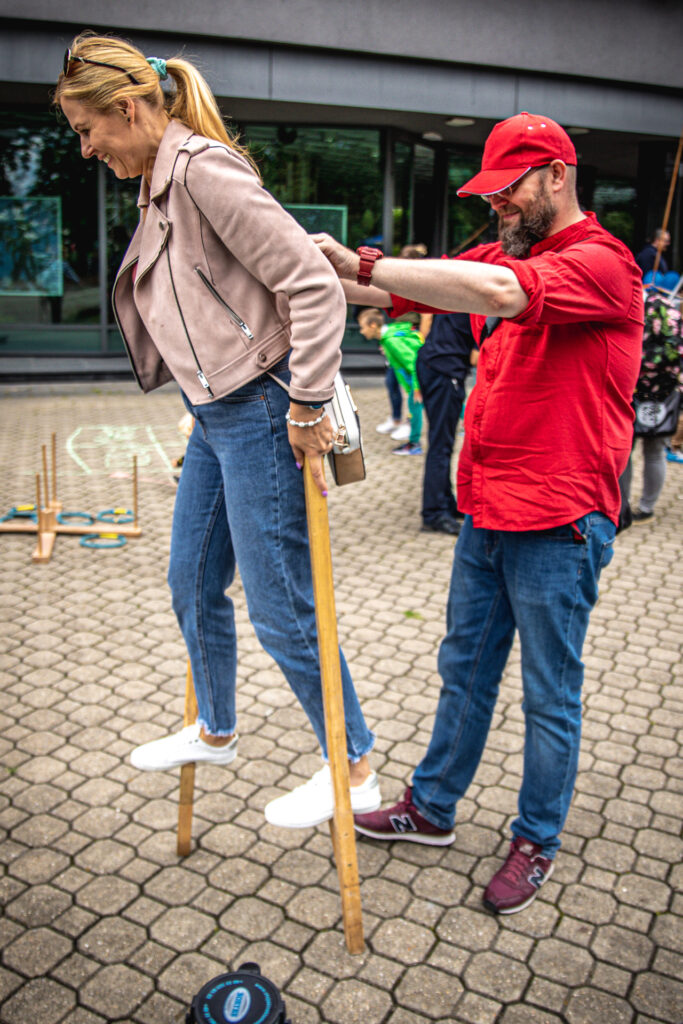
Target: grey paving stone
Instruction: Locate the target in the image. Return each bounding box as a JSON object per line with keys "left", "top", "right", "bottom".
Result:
{"left": 322, "top": 978, "right": 393, "bottom": 1024}
{"left": 2, "top": 926, "right": 72, "bottom": 977}
{"left": 2, "top": 977, "right": 77, "bottom": 1024}
{"left": 630, "top": 971, "right": 683, "bottom": 1023}
{"left": 463, "top": 950, "right": 531, "bottom": 1002}
{"left": 370, "top": 917, "right": 435, "bottom": 965}
{"left": 80, "top": 963, "right": 155, "bottom": 1018}
{"left": 1, "top": 383, "right": 682, "bottom": 1024}
{"left": 395, "top": 964, "right": 463, "bottom": 1019}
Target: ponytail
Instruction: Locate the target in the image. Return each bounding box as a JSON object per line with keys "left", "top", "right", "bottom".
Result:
{"left": 54, "top": 32, "right": 260, "bottom": 181}
{"left": 164, "top": 57, "right": 260, "bottom": 179}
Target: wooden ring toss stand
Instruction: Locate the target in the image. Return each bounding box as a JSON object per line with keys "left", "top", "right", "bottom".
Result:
{"left": 0, "top": 433, "right": 141, "bottom": 563}
{"left": 176, "top": 457, "right": 365, "bottom": 954}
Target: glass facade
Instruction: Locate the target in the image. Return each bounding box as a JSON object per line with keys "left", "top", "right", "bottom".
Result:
{"left": 0, "top": 109, "right": 106, "bottom": 352}
{"left": 0, "top": 107, "right": 645, "bottom": 362}
{"left": 242, "top": 125, "right": 383, "bottom": 251}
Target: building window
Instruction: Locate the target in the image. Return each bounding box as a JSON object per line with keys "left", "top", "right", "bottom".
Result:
{"left": 446, "top": 155, "right": 493, "bottom": 255}
{"left": 591, "top": 179, "right": 637, "bottom": 249}
{"left": 0, "top": 108, "right": 104, "bottom": 352}
{"left": 242, "top": 125, "right": 382, "bottom": 250}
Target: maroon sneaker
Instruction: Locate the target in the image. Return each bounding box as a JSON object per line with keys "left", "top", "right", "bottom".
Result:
{"left": 353, "top": 787, "right": 455, "bottom": 846}
{"left": 483, "top": 836, "right": 554, "bottom": 914}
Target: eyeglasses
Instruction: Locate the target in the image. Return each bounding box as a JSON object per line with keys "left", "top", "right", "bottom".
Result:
{"left": 480, "top": 165, "right": 548, "bottom": 205}
{"left": 63, "top": 48, "right": 140, "bottom": 86}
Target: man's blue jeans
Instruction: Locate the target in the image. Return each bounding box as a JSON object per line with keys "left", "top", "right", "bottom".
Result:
{"left": 412, "top": 513, "right": 615, "bottom": 857}
{"left": 168, "top": 362, "right": 375, "bottom": 762}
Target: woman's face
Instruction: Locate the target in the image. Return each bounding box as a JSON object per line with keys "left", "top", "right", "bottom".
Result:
{"left": 61, "top": 97, "right": 145, "bottom": 179}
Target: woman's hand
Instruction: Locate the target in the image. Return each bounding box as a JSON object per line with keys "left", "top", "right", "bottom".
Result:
{"left": 287, "top": 403, "right": 334, "bottom": 495}
{"left": 311, "top": 234, "right": 360, "bottom": 281}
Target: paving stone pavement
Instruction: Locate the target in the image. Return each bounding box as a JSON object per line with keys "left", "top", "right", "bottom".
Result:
{"left": 0, "top": 379, "right": 681, "bottom": 1024}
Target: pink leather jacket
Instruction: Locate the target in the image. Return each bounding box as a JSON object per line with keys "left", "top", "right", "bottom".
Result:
{"left": 112, "top": 119, "right": 347, "bottom": 405}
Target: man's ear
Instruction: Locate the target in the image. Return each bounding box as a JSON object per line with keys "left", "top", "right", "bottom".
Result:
{"left": 548, "top": 159, "right": 569, "bottom": 192}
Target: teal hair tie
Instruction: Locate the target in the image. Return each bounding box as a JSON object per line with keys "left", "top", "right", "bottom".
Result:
{"left": 146, "top": 56, "right": 168, "bottom": 80}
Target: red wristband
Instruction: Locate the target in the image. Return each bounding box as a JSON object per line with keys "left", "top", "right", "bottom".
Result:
{"left": 356, "top": 246, "right": 384, "bottom": 287}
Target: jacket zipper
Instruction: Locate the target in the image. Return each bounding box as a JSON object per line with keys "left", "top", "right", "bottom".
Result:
{"left": 195, "top": 266, "right": 255, "bottom": 340}
{"left": 111, "top": 257, "right": 143, "bottom": 388}
{"left": 166, "top": 250, "right": 214, "bottom": 396}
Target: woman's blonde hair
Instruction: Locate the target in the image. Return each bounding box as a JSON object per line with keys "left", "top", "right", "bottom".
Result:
{"left": 54, "top": 31, "right": 260, "bottom": 178}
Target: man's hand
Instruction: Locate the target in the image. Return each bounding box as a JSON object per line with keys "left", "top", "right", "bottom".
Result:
{"left": 312, "top": 234, "right": 359, "bottom": 281}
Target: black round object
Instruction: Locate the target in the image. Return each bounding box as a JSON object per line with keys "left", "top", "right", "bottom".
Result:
{"left": 186, "top": 963, "right": 290, "bottom": 1024}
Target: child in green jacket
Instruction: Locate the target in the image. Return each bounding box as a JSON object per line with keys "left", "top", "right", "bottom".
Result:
{"left": 358, "top": 308, "right": 424, "bottom": 454}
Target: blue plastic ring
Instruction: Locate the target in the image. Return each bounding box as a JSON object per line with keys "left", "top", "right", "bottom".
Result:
{"left": 1, "top": 507, "right": 38, "bottom": 523}
{"left": 96, "top": 508, "right": 135, "bottom": 524}
{"left": 57, "top": 511, "right": 95, "bottom": 525}
{"left": 80, "top": 533, "right": 127, "bottom": 549}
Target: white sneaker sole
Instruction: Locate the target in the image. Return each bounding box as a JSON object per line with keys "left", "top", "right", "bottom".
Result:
{"left": 265, "top": 781, "right": 381, "bottom": 829}
{"left": 130, "top": 735, "right": 238, "bottom": 771}
{"left": 354, "top": 823, "right": 455, "bottom": 846}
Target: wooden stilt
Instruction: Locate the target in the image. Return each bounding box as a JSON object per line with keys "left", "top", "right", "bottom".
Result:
{"left": 177, "top": 659, "right": 199, "bottom": 857}
{"left": 303, "top": 459, "right": 364, "bottom": 955}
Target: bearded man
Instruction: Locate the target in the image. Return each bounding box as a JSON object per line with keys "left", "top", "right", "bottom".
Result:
{"left": 314, "top": 112, "right": 643, "bottom": 915}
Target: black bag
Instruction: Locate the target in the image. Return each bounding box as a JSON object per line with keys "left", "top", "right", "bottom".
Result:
{"left": 633, "top": 389, "right": 681, "bottom": 437}
{"left": 633, "top": 293, "right": 683, "bottom": 437}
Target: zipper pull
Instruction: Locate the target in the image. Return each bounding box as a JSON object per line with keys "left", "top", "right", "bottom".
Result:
{"left": 236, "top": 317, "right": 254, "bottom": 340}
{"left": 196, "top": 370, "right": 214, "bottom": 396}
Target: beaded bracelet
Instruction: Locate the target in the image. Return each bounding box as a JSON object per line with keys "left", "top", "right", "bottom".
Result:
{"left": 285, "top": 409, "right": 328, "bottom": 428}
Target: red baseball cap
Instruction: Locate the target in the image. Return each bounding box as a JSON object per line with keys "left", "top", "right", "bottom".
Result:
{"left": 457, "top": 112, "right": 577, "bottom": 197}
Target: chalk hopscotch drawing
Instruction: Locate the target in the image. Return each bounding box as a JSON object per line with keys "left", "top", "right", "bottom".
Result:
{"left": 66, "top": 424, "right": 175, "bottom": 475}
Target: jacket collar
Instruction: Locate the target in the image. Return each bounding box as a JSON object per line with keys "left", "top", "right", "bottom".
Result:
{"left": 136, "top": 118, "right": 195, "bottom": 210}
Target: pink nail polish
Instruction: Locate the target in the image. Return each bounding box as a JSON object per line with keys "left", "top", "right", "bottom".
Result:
{"left": 322, "top": 490, "right": 328, "bottom": 497}
{"left": 295, "top": 461, "right": 302, "bottom": 470}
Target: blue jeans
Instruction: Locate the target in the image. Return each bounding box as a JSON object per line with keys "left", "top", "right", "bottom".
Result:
{"left": 416, "top": 350, "right": 465, "bottom": 522}
{"left": 168, "top": 361, "right": 375, "bottom": 762}
{"left": 395, "top": 369, "right": 423, "bottom": 445}
{"left": 412, "top": 513, "right": 615, "bottom": 857}
{"left": 386, "top": 366, "right": 403, "bottom": 421}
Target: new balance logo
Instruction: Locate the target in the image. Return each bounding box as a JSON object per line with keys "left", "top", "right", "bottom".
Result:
{"left": 390, "top": 813, "right": 418, "bottom": 834}
{"left": 527, "top": 865, "right": 546, "bottom": 890}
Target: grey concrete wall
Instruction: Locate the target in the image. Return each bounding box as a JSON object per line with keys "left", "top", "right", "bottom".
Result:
{"left": 1, "top": 21, "right": 680, "bottom": 140}
{"left": 2, "top": 0, "right": 681, "bottom": 91}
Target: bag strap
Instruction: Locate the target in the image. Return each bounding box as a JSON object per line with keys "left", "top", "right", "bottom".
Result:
{"left": 267, "top": 371, "right": 290, "bottom": 394}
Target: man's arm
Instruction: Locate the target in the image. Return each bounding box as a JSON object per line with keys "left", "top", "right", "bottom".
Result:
{"left": 313, "top": 234, "right": 529, "bottom": 319}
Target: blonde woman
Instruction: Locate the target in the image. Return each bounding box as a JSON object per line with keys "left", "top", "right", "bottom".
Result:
{"left": 54, "top": 33, "right": 380, "bottom": 827}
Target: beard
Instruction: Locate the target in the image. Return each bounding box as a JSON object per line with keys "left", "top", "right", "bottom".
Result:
{"left": 498, "top": 179, "right": 557, "bottom": 257}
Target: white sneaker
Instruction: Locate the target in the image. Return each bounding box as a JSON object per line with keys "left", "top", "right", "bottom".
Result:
{"left": 130, "top": 723, "right": 238, "bottom": 771}
{"left": 376, "top": 417, "right": 399, "bottom": 434}
{"left": 390, "top": 422, "right": 411, "bottom": 441}
{"left": 264, "top": 764, "right": 381, "bottom": 828}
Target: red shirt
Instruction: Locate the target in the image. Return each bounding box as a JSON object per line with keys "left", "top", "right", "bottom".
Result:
{"left": 392, "top": 213, "right": 644, "bottom": 529}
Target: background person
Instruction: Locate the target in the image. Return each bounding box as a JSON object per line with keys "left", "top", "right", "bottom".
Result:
{"left": 358, "top": 307, "right": 424, "bottom": 454}
{"left": 635, "top": 227, "right": 670, "bottom": 277}
{"left": 623, "top": 290, "right": 683, "bottom": 524}
{"left": 417, "top": 312, "right": 476, "bottom": 535}
{"left": 54, "top": 32, "right": 381, "bottom": 829}
{"left": 314, "top": 111, "right": 643, "bottom": 914}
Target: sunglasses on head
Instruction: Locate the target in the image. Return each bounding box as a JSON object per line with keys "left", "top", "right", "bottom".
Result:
{"left": 63, "top": 48, "right": 140, "bottom": 86}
